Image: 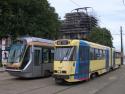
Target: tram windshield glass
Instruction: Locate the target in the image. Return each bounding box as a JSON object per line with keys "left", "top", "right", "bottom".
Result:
{"left": 54, "top": 46, "right": 76, "bottom": 61}
{"left": 8, "top": 44, "right": 26, "bottom": 63}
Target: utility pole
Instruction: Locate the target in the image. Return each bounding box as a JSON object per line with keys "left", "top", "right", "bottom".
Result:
{"left": 120, "top": 26, "right": 124, "bottom": 65}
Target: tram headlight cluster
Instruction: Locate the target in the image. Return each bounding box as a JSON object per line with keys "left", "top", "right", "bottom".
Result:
{"left": 54, "top": 70, "right": 67, "bottom": 74}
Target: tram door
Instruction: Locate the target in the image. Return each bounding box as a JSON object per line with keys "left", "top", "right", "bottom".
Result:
{"left": 33, "top": 47, "right": 42, "bottom": 77}
{"left": 75, "top": 44, "right": 89, "bottom": 80}
{"left": 112, "top": 49, "right": 115, "bottom": 68}
{"left": 105, "top": 49, "right": 110, "bottom": 70}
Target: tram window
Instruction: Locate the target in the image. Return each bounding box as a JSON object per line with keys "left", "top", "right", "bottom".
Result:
{"left": 90, "top": 48, "right": 94, "bottom": 60}
{"left": 102, "top": 50, "right": 105, "bottom": 59}
{"left": 20, "top": 47, "right": 30, "bottom": 69}
{"left": 50, "top": 49, "right": 54, "bottom": 63}
{"left": 115, "top": 52, "right": 121, "bottom": 58}
{"left": 96, "top": 49, "right": 105, "bottom": 60}
{"left": 99, "top": 49, "right": 104, "bottom": 60}
{"left": 98, "top": 49, "right": 101, "bottom": 59}
{"left": 116, "top": 53, "right": 118, "bottom": 58}
{"left": 101, "top": 50, "right": 103, "bottom": 59}
{"left": 90, "top": 48, "right": 98, "bottom": 60}
{"left": 34, "top": 50, "right": 40, "bottom": 66}
{"left": 96, "top": 49, "right": 99, "bottom": 60}
{"left": 100, "top": 50, "right": 104, "bottom": 59}
{"left": 94, "top": 49, "right": 99, "bottom": 60}
{"left": 116, "top": 53, "right": 117, "bottom": 57}
{"left": 97, "top": 49, "right": 104, "bottom": 60}
{"left": 103, "top": 50, "right": 106, "bottom": 58}
{"left": 42, "top": 48, "right": 50, "bottom": 63}
{"left": 70, "top": 47, "right": 76, "bottom": 61}
{"left": 90, "top": 48, "right": 106, "bottom": 60}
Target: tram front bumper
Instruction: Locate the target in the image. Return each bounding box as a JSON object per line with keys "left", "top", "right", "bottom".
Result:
{"left": 53, "top": 74, "right": 70, "bottom": 79}
{"left": 6, "top": 69, "right": 32, "bottom": 78}
{"left": 6, "top": 69, "right": 22, "bottom": 72}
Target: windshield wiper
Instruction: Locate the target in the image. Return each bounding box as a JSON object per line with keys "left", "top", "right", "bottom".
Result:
{"left": 60, "top": 47, "right": 74, "bottom": 63}
{"left": 60, "top": 49, "right": 70, "bottom": 63}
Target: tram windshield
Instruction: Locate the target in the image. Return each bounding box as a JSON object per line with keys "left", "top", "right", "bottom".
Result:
{"left": 54, "top": 46, "right": 76, "bottom": 61}
{"left": 8, "top": 44, "right": 26, "bottom": 63}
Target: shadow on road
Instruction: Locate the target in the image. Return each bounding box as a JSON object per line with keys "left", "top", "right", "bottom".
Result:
{"left": 11, "top": 76, "right": 52, "bottom": 81}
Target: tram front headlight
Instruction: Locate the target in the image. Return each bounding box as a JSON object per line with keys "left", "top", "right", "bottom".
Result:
{"left": 54, "top": 70, "right": 57, "bottom": 73}
{"left": 62, "top": 71, "right": 67, "bottom": 74}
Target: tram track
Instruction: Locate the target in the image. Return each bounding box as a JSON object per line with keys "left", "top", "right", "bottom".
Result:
{"left": 0, "top": 74, "right": 79, "bottom": 94}
{"left": 16, "top": 83, "right": 55, "bottom": 94}
{"left": 0, "top": 77, "right": 17, "bottom": 85}
{"left": 52, "top": 85, "right": 75, "bottom": 94}
{"left": 0, "top": 66, "right": 124, "bottom": 94}
{"left": 0, "top": 76, "right": 56, "bottom": 94}
{"left": 0, "top": 78, "right": 51, "bottom": 85}
{"left": 15, "top": 83, "right": 75, "bottom": 94}
{"left": 15, "top": 80, "right": 84, "bottom": 94}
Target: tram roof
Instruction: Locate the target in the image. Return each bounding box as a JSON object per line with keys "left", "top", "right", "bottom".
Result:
{"left": 17, "top": 37, "right": 54, "bottom": 44}
{"left": 55, "top": 39, "right": 111, "bottom": 49}
{"left": 83, "top": 40, "right": 110, "bottom": 49}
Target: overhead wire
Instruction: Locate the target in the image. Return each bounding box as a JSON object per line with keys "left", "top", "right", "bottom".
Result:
{"left": 69, "top": 0, "right": 81, "bottom": 7}
{"left": 112, "top": 34, "right": 125, "bottom": 35}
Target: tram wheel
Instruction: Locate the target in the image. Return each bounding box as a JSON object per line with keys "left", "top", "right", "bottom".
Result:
{"left": 90, "top": 73, "right": 98, "bottom": 79}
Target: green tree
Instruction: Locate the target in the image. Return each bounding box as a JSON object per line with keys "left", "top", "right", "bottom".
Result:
{"left": 0, "top": 0, "right": 60, "bottom": 39}
{"left": 88, "top": 27, "right": 113, "bottom": 47}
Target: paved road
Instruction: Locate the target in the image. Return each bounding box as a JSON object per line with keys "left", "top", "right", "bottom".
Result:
{"left": 0, "top": 66, "right": 125, "bottom": 94}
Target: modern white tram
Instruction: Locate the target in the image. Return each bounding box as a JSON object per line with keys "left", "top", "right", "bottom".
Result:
{"left": 6, "top": 37, "right": 54, "bottom": 78}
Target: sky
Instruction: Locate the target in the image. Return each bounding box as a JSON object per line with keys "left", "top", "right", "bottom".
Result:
{"left": 48, "top": 0, "right": 125, "bottom": 52}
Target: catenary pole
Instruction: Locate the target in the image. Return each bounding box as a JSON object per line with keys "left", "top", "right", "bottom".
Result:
{"left": 120, "top": 26, "right": 124, "bottom": 65}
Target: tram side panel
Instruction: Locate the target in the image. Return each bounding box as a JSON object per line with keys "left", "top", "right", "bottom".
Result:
{"left": 32, "top": 46, "right": 54, "bottom": 77}
{"left": 114, "top": 51, "right": 121, "bottom": 69}
{"left": 41, "top": 48, "right": 54, "bottom": 76}
{"left": 20, "top": 46, "right": 33, "bottom": 78}
{"left": 108, "top": 48, "right": 113, "bottom": 70}
{"left": 89, "top": 48, "right": 109, "bottom": 76}
{"left": 111, "top": 48, "right": 115, "bottom": 69}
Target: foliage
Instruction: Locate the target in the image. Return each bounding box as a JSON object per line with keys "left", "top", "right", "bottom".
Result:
{"left": 88, "top": 27, "right": 113, "bottom": 47}
{"left": 0, "top": 0, "right": 60, "bottom": 39}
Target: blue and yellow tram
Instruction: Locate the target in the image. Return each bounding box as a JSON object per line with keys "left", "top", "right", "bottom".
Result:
{"left": 53, "top": 39, "right": 121, "bottom": 83}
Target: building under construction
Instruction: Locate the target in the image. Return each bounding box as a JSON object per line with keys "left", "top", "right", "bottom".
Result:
{"left": 60, "top": 7, "right": 98, "bottom": 39}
